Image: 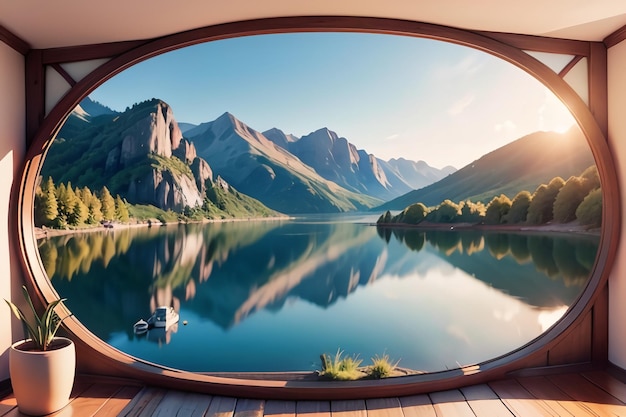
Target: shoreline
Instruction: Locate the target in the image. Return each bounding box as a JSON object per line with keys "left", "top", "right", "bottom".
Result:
{"left": 35, "top": 216, "right": 601, "bottom": 240}
{"left": 373, "top": 220, "right": 601, "bottom": 236}
{"left": 35, "top": 216, "right": 292, "bottom": 240}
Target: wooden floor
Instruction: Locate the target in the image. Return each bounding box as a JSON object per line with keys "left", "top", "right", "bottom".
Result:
{"left": 3, "top": 369, "right": 626, "bottom": 416}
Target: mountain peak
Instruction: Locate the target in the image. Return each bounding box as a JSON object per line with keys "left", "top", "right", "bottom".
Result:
{"left": 263, "top": 128, "right": 299, "bottom": 149}
{"left": 309, "top": 127, "right": 339, "bottom": 142}
{"left": 218, "top": 111, "right": 236, "bottom": 121}
{"left": 77, "top": 97, "right": 117, "bottom": 119}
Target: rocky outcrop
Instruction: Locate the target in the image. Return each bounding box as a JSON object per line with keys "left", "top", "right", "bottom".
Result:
{"left": 191, "top": 158, "right": 213, "bottom": 196}
{"left": 118, "top": 101, "right": 183, "bottom": 166}
{"left": 95, "top": 99, "right": 213, "bottom": 211}
{"left": 126, "top": 162, "right": 204, "bottom": 212}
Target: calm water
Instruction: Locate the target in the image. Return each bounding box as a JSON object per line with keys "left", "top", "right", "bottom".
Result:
{"left": 40, "top": 214, "right": 599, "bottom": 373}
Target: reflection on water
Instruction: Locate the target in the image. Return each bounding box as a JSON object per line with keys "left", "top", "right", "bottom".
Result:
{"left": 41, "top": 216, "right": 599, "bottom": 373}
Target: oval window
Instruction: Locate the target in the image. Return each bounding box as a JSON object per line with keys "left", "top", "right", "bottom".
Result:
{"left": 34, "top": 32, "right": 600, "bottom": 378}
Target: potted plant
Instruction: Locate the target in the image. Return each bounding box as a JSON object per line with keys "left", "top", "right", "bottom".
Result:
{"left": 5, "top": 285, "right": 75, "bottom": 416}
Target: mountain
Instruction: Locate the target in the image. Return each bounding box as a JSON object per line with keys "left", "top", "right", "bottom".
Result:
{"left": 385, "top": 158, "right": 457, "bottom": 190}
{"left": 263, "top": 127, "right": 298, "bottom": 150}
{"left": 376, "top": 126, "right": 595, "bottom": 211}
{"left": 49, "top": 97, "right": 591, "bottom": 218}
{"left": 263, "top": 127, "right": 455, "bottom": 201}
{"left": 78, "top": 97, "right": 117, "bottom": 118}
{"left": 187, "top": 113, "right": 382, "bottom": 214}
{"left": 43, "top": 99, "right": 276, "bottom": 218}
{"left": 178, "top": 122, "right": 198, "bottom": 134}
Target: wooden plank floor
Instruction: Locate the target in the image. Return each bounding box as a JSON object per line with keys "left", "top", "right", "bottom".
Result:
{"left": 3, "top": 369, "right": 626, "bottom": 416}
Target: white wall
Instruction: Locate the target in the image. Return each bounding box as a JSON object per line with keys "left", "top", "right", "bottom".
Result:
{"left": 0, "top": 41, "right": 25, "bottom": 381}
{"left": 608, "top": 39, "right": 626, "bottom": 369}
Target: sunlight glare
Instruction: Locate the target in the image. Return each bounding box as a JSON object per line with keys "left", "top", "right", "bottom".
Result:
{"left": 538, "top": 306, "right": 569, "bottom": 332}
{"left": 538, "top": 90, "right": 576, "bottom": 134}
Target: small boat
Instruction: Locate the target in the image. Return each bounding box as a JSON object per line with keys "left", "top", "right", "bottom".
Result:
{"left": 147, "top": 306, "right": 179, "bottom": 328}
{"left": 133, "top": 319, "right": 149, "bottom": 335}
{"left": 133, "top": 307, "right": 179, "bottom": 334}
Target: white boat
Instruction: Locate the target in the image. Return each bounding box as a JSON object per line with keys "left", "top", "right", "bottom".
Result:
{"left": 147, "top": 306, "right": 179, "bottom": 328}
{"left": 133, "top": 306, "right": 179, "bottom": 334}
{"left": 133, "top": 319, "right": 149, "bottom": 334}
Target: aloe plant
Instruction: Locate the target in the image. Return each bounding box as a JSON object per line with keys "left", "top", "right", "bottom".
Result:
{"left": 5, "top": 285, "right": 69, "bottom": 351}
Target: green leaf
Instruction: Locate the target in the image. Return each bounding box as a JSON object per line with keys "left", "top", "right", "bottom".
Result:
{"left": 4, "top": 286, "right": 69, "bottom": 351}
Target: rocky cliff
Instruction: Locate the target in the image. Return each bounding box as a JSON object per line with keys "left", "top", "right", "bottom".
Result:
{"left": 103, "top": 100, "right": 206, "bottom": 211}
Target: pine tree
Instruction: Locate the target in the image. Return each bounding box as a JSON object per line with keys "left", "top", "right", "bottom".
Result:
{"left": 100, "top": 186, "right": 116, "bottom": 221}
{"left": 56, "top": 183, "right": 72, "bottom": 224}
{"left": 41, "top": 176, "right": 56, "bottom": 195}
{"left": 82, "top": 186, "right": 103, "bottom": 224}
{"left": 115, "top": 195, "right": 130, "bottom": 222}
{"left": 68, "top": 200, "right": 88, "bottom": 225}
{"left": 42, "top": 187, "right": 59, "bottom": 225}
{"left": 34, "top": 177, "right": 59, "bottom": 226}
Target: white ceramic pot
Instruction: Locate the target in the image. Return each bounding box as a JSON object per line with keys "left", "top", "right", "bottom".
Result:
{"left": 9, "top": 337, "right": 75, "bottom": 416}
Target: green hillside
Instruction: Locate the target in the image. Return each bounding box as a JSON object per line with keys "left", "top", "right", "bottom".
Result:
{"left": 40, "top": 99, "right": 279, "bottom": 223}
{"left": 44, "top": 101, "right": 154, "bottom": 194}
{"left": 376, "top": 127, "right": 594, "bottom": 211}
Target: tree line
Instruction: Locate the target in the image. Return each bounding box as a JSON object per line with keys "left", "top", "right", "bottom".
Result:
{"left": 35, "top": 176, "right": 130, "bottom": 228}
{"left": 377, "top": 165, "right": 602, "bottom": 228}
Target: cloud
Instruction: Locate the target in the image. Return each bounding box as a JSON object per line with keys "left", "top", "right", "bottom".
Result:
{"left": 448, "top": 94, "right": 475, "bottom": 116}
{"left": 494, "top": 120, "right": 517, "bottom": 134}
{"left": 385, "top": 133, "right": 400, "bottom": 141}
{"left": 434, "top": 53, "right": 485, "bottom": 81}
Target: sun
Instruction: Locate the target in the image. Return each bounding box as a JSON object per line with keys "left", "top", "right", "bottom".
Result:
{"left": 539, "top": 90, "right": 577, "bottom": 134}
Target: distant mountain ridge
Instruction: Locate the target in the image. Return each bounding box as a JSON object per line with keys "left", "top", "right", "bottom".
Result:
{"left": 263, "top": 127, "right": 454, "bottom": 201}
{"left": 77, "top": 98, "right": 117, "bottom": 118}
{"left": 186, "top": 113, "right": 381, "bottom": 214}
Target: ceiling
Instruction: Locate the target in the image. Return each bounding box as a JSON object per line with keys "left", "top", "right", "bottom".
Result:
{"left": 1, "top": 0, "right": 626, "bottom": 49}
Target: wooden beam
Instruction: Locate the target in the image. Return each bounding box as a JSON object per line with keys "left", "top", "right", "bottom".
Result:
{"left": 604, "top": 24, "right": 626, "bottom": 49}
{"left": 0, "top": 24, "right": 30, "bottom": 55}
{"left": 558, "top": 55, "right": 583, "bottom": 78}
{"left": 25, "top": 49, "right": 45, "bottom": 147}
{"left": 592, "top": 283, "right": 609, "bottom": 365}
{"left": 588, "top": 41, "right": 608, "bottom": 139}
{"left": 475, "top": 31, "right": 590, "bottom": 56}
{"left": 51, "top": 63, "right": 77, "bottom": 87}
{"left": 41, "top": 40, "right": 147, "bottom": 64}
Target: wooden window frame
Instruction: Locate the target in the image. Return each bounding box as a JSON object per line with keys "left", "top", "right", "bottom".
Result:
{"left": 13, "top": 16, "right": 620, "bottom": 399}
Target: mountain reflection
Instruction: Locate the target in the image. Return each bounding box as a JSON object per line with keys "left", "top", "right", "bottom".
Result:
{"left": 43, "top": 220, "right": 598, "bottom": 342}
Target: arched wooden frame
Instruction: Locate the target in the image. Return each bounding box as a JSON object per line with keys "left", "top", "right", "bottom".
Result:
{"left": 14, "top": 16, "right": 619, "bottom": 399}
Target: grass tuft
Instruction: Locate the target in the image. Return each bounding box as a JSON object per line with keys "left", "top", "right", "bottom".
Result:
{"left": 367, "top": 354, "right": 400, "bottom": 379}
{"left": 319, "top": 349, "right": 363, "bottom": 381}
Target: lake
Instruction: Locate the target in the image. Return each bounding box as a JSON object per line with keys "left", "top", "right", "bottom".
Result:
{"left": 40, "top": 214, "right": 599, "bottom": 374}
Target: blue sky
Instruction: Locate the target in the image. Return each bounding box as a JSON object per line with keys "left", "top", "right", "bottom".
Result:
{"left": 89, "top": 32, "right": 576, "bottom": 169}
